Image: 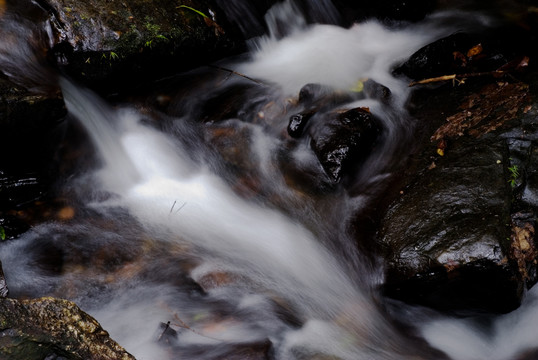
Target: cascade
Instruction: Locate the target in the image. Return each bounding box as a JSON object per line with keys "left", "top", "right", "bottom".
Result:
{"left": 1, "top": 1, "right": 537, "bottom": 359}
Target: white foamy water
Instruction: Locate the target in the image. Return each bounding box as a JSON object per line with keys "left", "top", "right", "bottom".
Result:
{"left": 238, "top": 1, "right": 448, "bottom": 98}
{"left": 422, "top": 284, "right": 538, "bottom": 360}
{"left": 60, "top": 77, "right": 408, "bottom": 360}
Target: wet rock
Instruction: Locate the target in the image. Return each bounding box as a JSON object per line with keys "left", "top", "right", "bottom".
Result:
{"left": 42, "top": 0, "right": 243, "bottom": 92}
{"left": 297, "top": 83, "right": 359, "bottom": 108}
{"left": 157, "top": 321, "right": 178, "bottom": 346}
{"left": 309, "top": 107, "right": 382, "bottom": 182}
{"left": 377, "top": 74, "right": 538, "bottom": 313}
{"left": 287, "top": 111, "right": 315, "bottom": 138}
{"left": 395, "top": 22, "right": 534, "bottom": 83}
{"left": 0, "top": 0, "right": 244, "bottom": 94}
{"left": 0, "top": 261, "right": 8, "bottom": 297}
{"left": 0, "top": 296, "right": 135, "bottom": 360}
{"left": 379, "top": 136, "right": 519, "bottom": 313}
{"left": 394, "top": 33, "right": 475, "bottom": 80}
{"left": 197, "top": 83, "right": 270, "bottom": 123}
{"left": 363, "top": 79, "right": 392, "bottom": 102}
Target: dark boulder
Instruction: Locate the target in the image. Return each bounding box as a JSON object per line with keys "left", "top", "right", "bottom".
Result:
{"left": 0, "top": 0, "right": 245, "bottom": 94}
{"left": 288, "top": 111, "right": 315, "bottom": 138}
{"left": 309, "top": 107, "right": 382, "bottom": 182}
{"left": 379, "top": 135, "right": 519, "bottom": 313}
{"left": 44, "top": 0, "right": 244, "bottom": 92}
{"left": 394, "top": 33, "right": 475, "bottom": 80}
{"left": 376, "top": 76, "right": 538, "bottom": 313}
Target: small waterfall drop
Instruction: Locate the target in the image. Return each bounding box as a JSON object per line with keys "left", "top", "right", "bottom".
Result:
{"left": 54, "top": 5, "right": 450, "bottom": 358}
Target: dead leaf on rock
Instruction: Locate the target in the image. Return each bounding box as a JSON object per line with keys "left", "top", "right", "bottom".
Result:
{"left": 431, "top": 82, "right": 530, "bottom": 141}
{"left": 510, "top": 222, "right": 537, "bottom": 281}
{"left": 204, "top": 17, "right": 225, "bottom": 36}
{"left": 466, "top": 43, "right": 483, "bottom": 58}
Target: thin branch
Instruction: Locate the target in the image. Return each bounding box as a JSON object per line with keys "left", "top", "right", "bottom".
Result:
{"left": 409, "top": 70, "right": 506, "bottom": 87}
{"left": 158, "top": 321, "right": 171, "bottom": 342}
{"left": 171, "top": 313, "right": 223, "bottom": 342}
{"left": 175, "top": 202, "right": 186, "bottom": 214}
{"left": 170, "top": 201, "right": 177, "bottom": 214}
{"left": 209, "top": 65, "right": 264, "bottom": 85}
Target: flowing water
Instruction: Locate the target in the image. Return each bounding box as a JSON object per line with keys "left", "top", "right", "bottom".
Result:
{"left": 1, "top": 1, "right": 538, "bottom": 359}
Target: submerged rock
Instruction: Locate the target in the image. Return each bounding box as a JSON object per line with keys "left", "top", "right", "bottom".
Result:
{"left": 0, "top": 297, "right": 135, "bottom": 360}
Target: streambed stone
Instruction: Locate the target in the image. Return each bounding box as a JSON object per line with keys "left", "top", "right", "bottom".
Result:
{"left": 1, "top": 0, "right": 243, "bottom": 93}
{"left": 377, "top": 71, "right": 538, "bottom": 313}
{"left": 309, "top": 107, "right": 382, "bottom": 182}
{"left": 379, "top": 135, "right": 519, "bottom": 313}
{"left": 0, "top": 296, "right": 135, "bottom": 360}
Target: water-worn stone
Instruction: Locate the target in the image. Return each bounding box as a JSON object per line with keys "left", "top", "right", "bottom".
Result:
{"left": 394, "top": 33, "right": 474, "bottom": 80}
{"left": 43, "top": 0, "right": 242, "bottom": 91}
{"left": 0, "top": 0, "right": 243, "bottom": 94}
{"left": 0, "top": 261, "right": 8, "bottom": 297}
{"left": 379, "top": 135, "right": 519, "bottom": 312}
{"left": 309, "top": 107, "right": 382, "bottom": 182}
{"left": 0, "top": 296, "right": 135, "bottom": 360}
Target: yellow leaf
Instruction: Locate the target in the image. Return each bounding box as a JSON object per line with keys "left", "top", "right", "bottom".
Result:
{"left": 350, "top": 80, "right": 364, "bottom": 92}
{"left": 467, "top": 44, "right": 483, "bottom": 58}
{"left": 436, "top": 148, "right": 445, "bottom": 156}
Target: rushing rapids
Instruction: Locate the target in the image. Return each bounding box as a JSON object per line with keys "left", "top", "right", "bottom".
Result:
{"left": 1, "top": 1, "right": 538, "bottom": 359}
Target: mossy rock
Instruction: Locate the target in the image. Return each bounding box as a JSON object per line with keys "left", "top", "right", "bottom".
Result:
{"left": 0, "top": 296, "right": 135, "bottom": 360}
{"left": 41, "top": 0, "right": 244, "bottom": 91}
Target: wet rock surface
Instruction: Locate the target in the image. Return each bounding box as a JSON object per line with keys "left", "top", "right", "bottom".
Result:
{"left": 45, "top": 0, "right": 242, "bottom": 91}
{"left": 0, "top": 261, "right": 8, "bottom": 298}
{"left": 0, "top": 0, "right": 244, "bottom": 95}
{"left": 374, "top": 16, "right": 538, "bottom": 313}
{"left": 309, "top": 108, "right": 382, "bottom": 182}
{"left": 378, "top": 72, "right": 538, "bottom": 313}
{"left": 0, "top": 296, "right": 135, "bottom": 360}
{"left": 380, "top": 138, "right": 518, "bottom": 312}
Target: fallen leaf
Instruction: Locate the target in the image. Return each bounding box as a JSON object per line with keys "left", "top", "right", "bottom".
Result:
{"left": 466, "top": 43, "right": 483, "bottom": 58}
{"left": 431, "top": 82, "right": 530, "bottom": 141}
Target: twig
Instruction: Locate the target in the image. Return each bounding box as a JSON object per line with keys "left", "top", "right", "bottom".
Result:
{"left": 175, "top": 202, "right": 186, "bottom": 214}
{"left": 409, "top": 70, "right": 506, "bottom": 87}
{"left": 170, "top": 201, "right": 177, "bottom": 214}
{"left": 171, "top": 313, "right": 223, "bottom": 342}
{"left": 157, "top": 321, "right": 171, "bottom": 342}
{"left": 209, "top": 65, "right": 264, "bottom": 85}
{"left": 170, "top": 201, "right": 186, "bottom": 214}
